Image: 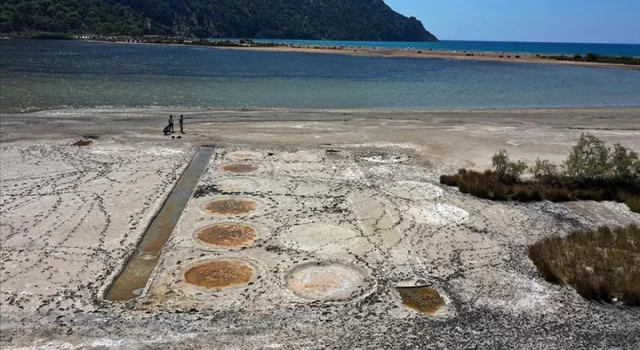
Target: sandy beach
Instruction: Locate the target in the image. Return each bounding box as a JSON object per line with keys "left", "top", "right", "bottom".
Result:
{"left": 1, "top": 107, "right": 640, "bottom": 349}
{"left": 217, "top": 44, "right": 640, "bottom": 70}
{"left": 81, "top": 39, "right": 640, "bottom": 70}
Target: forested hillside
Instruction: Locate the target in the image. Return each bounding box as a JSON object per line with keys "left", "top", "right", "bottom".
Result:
{"left": 0, "top": 0, "right": 438, "bottom": 41}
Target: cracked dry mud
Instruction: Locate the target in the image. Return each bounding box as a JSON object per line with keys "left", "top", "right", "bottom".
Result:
{"left": 1, "top": 108, "right": 640, "bottom": 349}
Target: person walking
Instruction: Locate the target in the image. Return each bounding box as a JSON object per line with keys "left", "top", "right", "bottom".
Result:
{"left": 179, "top": 115, "right": 184, "bottom": 134}
{"left": 168, "top": 115, "right": 175, "bottom": 133}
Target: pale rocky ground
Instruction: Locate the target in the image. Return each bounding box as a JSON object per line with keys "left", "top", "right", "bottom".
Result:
{"left": 1, "top": 107, "right": 640, "bottom": 349}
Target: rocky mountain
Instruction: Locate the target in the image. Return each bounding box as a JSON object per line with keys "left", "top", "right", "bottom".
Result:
{"left": 0, "top": 0, "right": 438, "bottom": 41}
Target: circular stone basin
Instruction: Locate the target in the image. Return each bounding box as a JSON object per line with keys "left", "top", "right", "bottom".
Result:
{"left": 184, "top": 259, "right": 254, "bottom": 289}
{"left": 216, "top": 178, "right": 259, "bottom": 193}
{"left": 357, "top": 152, "right": 409, "bottom": 164}
{"left": 385, "top": 181, "right": 443, "bottom": 201}
{"left": 278, "top": 150, "right": 323, "bottom": 163}
{"left": 228, "top": 151, "right": 263, "bottom": 160}
{"left": 196, "top": 223, "right": 257, "bottom": 248}
{"left": 220, "top": 163, "right": 259, "bottom": 174}
{"left": 280, "top": 224, "right": 360, "bottom": 252}
{"left": 286, "top": 262, "right": 371, "bottom": 301}
{"left": 204, "top": 198, "right": 257, "bottom": 215}
{"left": 325, "top": 149, "right": 348, "bottom": 161}
{"left": 408, "top": 203, "right": 469, "bottom": 227}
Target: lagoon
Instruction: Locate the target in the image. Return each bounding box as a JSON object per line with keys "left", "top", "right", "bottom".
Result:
{"left": 1, "top": 39, "right": 640, "bottom": 112}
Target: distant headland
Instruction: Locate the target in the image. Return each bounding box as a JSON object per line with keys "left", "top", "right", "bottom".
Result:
{"left": 0, "top": 0, "right": 438, "bottom": 42}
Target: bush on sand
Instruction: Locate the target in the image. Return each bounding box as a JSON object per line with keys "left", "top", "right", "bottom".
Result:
{"left": 528, "top": 224, "right": 640, "bottom": 305}
{"left": 439, "top": 133, "right": 640, "bottom": 213}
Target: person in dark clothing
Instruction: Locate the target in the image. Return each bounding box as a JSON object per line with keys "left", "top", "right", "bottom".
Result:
{"left": 168, "top": 115, "right": 175, "bottom": 133}
{"left": 179, "top": 115, "right": 184, "bottom": 134}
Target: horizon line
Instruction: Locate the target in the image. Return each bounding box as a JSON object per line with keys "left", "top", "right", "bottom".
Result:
{"left": 438, "top": 39, "right": 640, "bottom": 45}
{"left": 245, "top": 38, "right": 640, "bottom": 45}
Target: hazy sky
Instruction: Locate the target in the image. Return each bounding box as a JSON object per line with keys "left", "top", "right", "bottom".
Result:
{"left": 385, "top": 0, "right": 640, "bottom": 44}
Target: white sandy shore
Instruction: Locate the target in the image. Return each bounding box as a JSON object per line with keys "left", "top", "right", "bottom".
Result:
{"left": 1, "top": 107, "right": 639, "bottom": 349}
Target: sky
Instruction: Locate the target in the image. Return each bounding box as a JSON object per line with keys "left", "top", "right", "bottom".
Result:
{"left": 385, "top": 0, "right": 640, "bottom": 44}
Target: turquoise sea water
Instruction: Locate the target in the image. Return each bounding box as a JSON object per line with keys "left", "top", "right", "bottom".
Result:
{"left": 1, "top": 39, "right": 640, "bottom": 112}
{"left": 250, "top": 39, "right": 640, "bottom": 57}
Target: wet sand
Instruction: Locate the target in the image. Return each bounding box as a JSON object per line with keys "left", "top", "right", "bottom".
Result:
{"left": 1, "top": 107, "right": 639, "bottom": 349}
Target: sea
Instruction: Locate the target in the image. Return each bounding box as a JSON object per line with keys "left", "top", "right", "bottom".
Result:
{"left": 251, "top": 39, "right": 640, "bottom": 57}
{"left": 1, "top": 39, "right": 640, "bottom": 112}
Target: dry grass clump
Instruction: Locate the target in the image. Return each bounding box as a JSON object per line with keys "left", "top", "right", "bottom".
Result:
{"left": 439, "top": 133, "right": 640, "bottom": 213}
{"left": 440, "top": 169, "right": 639, "bottom": 212}
{"left": 528, "top": 225, "right": 640, "bottom": 305}
{"left": 623, "top": 193, "right": 640, "bottom": 213}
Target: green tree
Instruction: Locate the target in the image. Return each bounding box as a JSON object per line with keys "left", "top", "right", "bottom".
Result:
{"left": 610, "top": 143, "right": 639, "bottom": 183}
{"left": 492, "top": 149, "right": 528, "bottom": 183}
{"left": 531, "top": 158, "right": 559, "bottom": 183}
{"left": 585, "top": 52, "right": 600, "bottom": 62}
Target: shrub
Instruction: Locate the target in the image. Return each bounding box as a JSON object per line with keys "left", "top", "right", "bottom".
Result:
{"left": 529, "top": 224, "right": 640, "bottom": 305}
{"left": 585, "top": 52, "right": 600, "bottom": 62}
{"left": 610, "top": 143, "right": 639, "bottom": 183}
{"left": 531, "top": 158, "right": 559, "bottom": 183}
{"left": 31, "top": 32, "right": 72, "bottom": 40}
{"left": 547, "top": 53, "right": 640, "bottom": 65}
{"left": 564, "top": 133, "right": 611, "bottom": 181}
{"left": 543, "top": 187, "right": 572, "bottom": 202}
{"left": 492, "top": 150, "right": 509, "bottom": 176}
{"left": 622, "top": 193, "right": 640, "bottom": 213}
{"left": 440, "top": 134, "right": 639, "bottom": 213}
{"left": 507, "top": 160, "right": 528, "bottom": 181}
{"left": 439, "top": 174, "right": 458, "bottom": 187}
{"left": 492, "top": 149, "right": 528, "bottom": 183}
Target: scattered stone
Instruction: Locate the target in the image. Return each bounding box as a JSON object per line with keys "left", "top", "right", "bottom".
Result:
{"left": 72, "top": 140, "right": 92, "bottom": 147}
{"left": 397, "top": 286, "right": 445, "bottom": 314}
